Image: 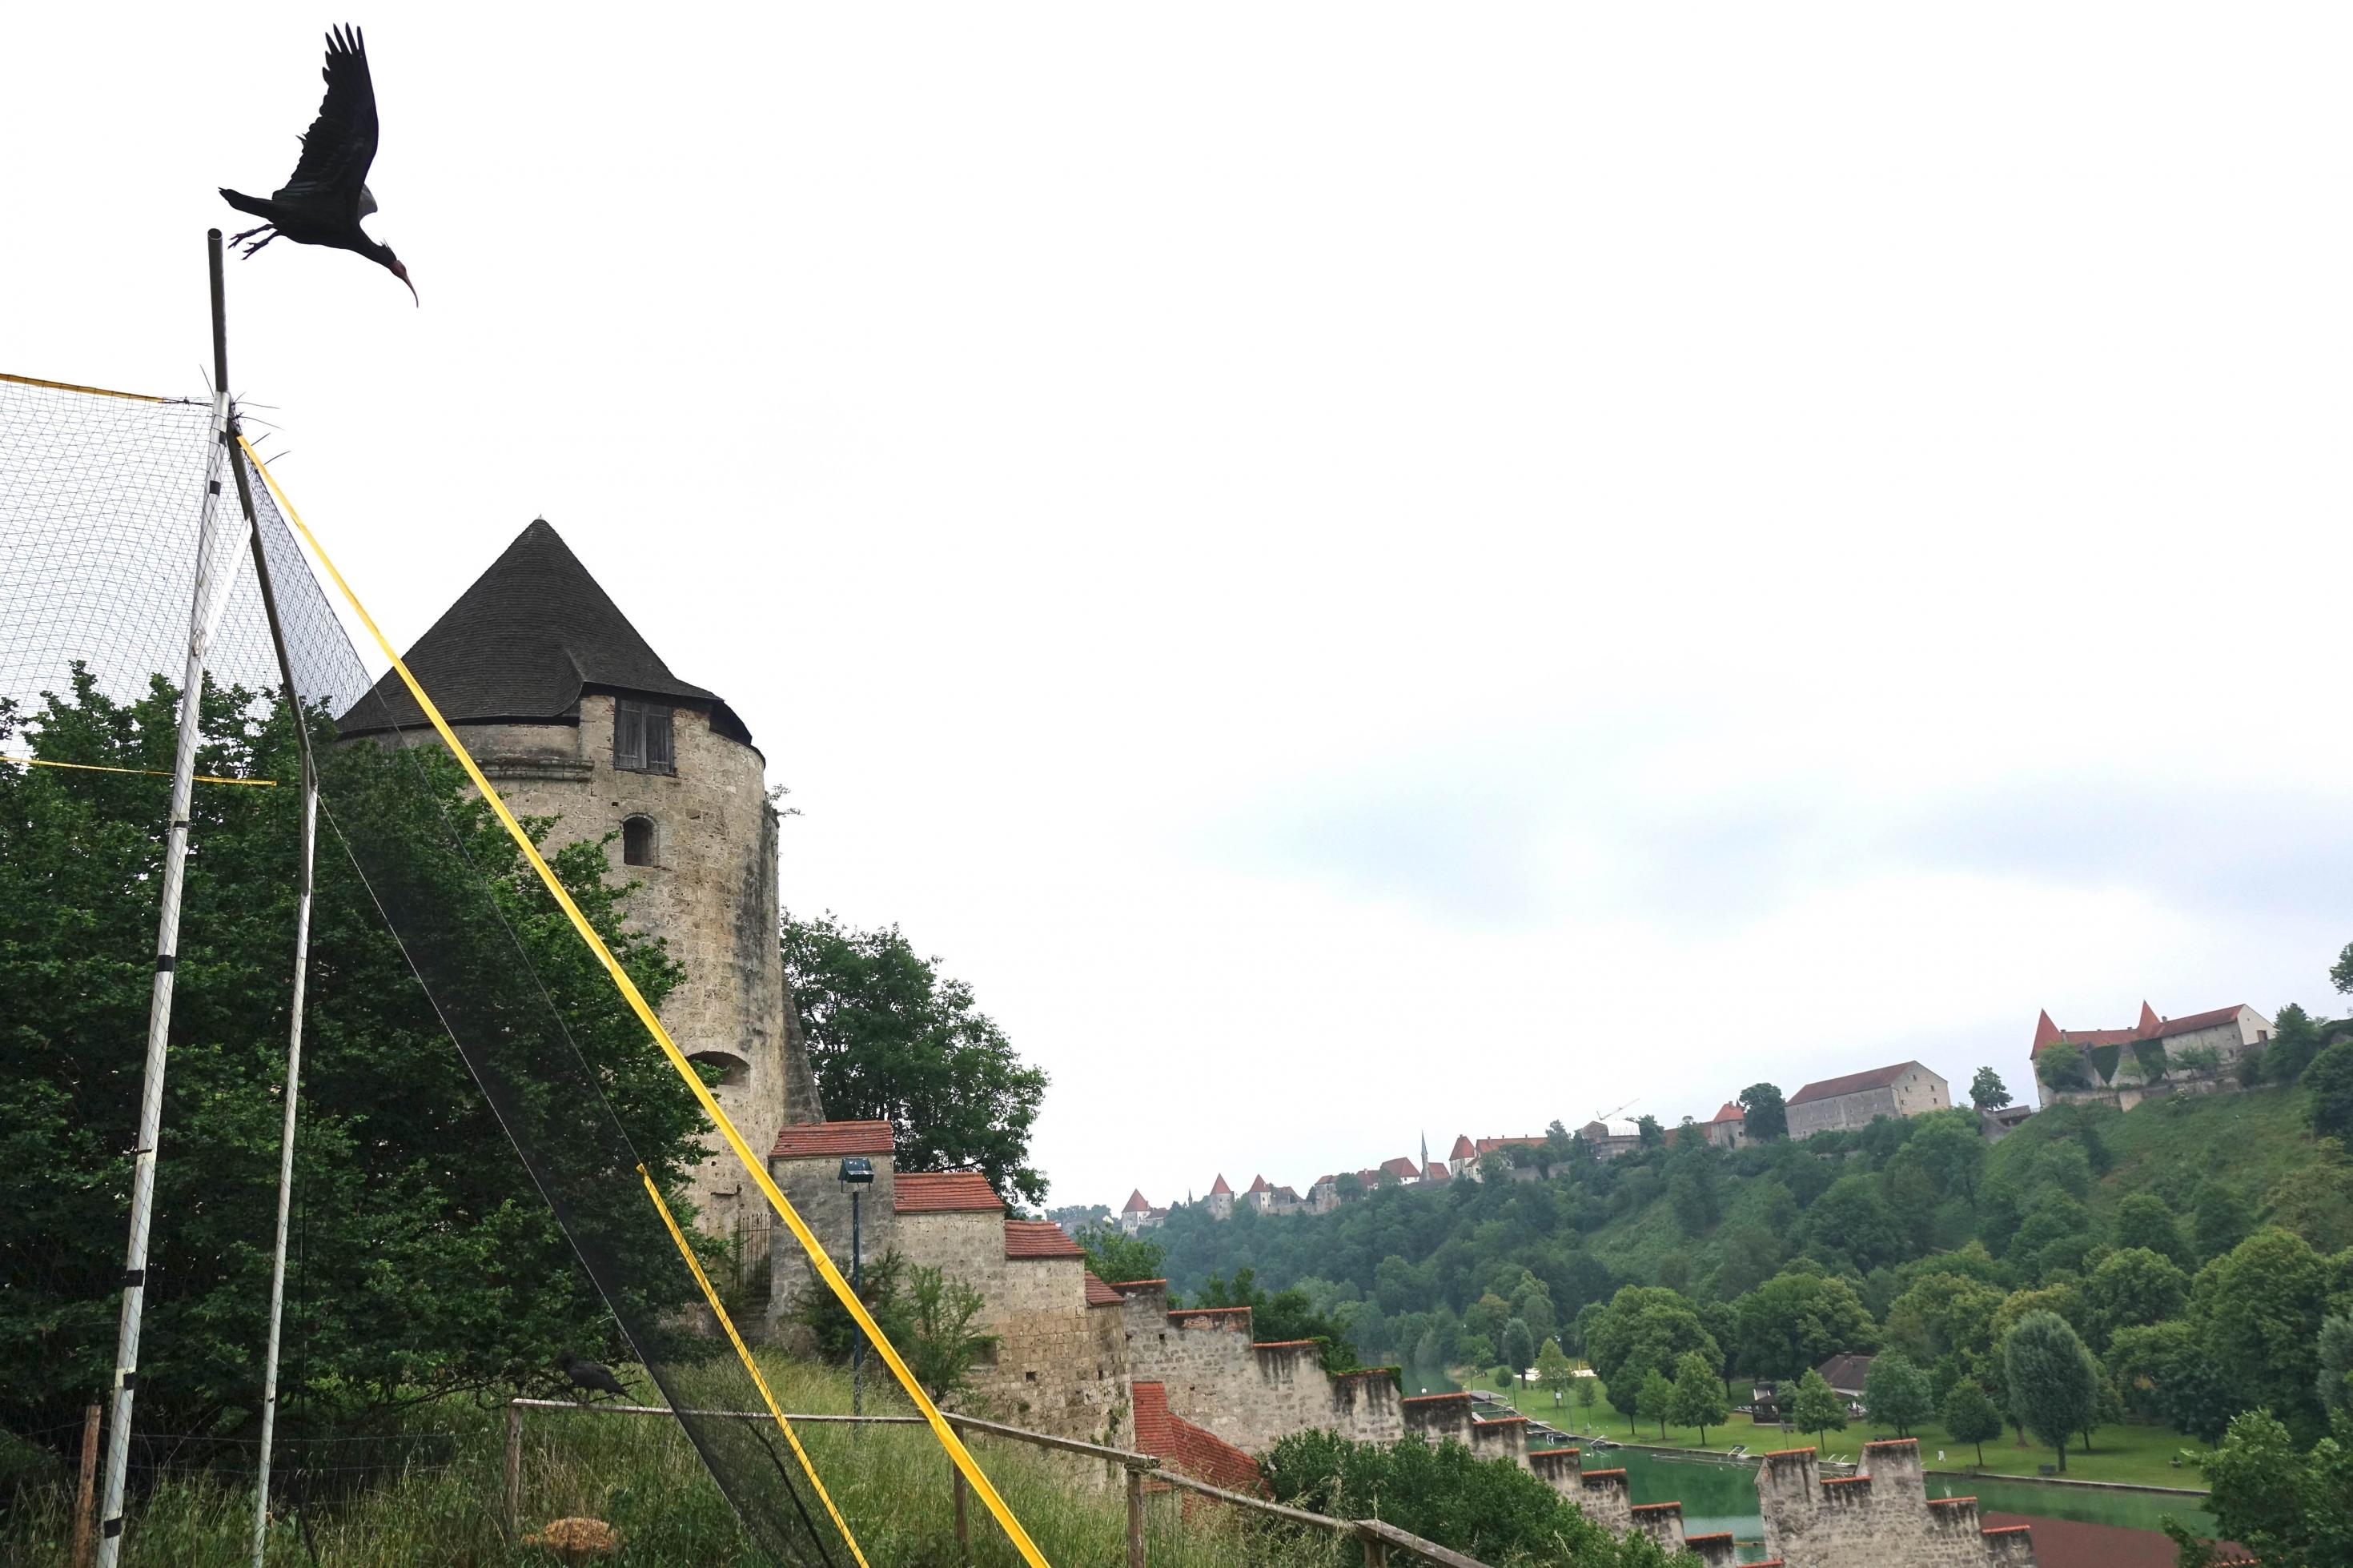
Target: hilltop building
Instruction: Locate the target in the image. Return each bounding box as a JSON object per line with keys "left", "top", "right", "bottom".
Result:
{"left": 2030, "top": 1002, "right": 2272, "bottom": 1109}
{"left": 341, "top": 519, "right": 818, "bottom": 1230}
{"left": 1785, "top": 1062, "right": 1950, "bottom": 1139}
{"left": 1205, "top": 1173, "right": 1235, "bottom": 1220}
{"left": 1701, "top": 1102, "right": 1747, "bottom": 1150}
{"left": 1118, "top": 1189, "right": 1168, "bottom": 1233}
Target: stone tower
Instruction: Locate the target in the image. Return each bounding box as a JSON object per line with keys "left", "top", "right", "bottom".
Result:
{"left": 341, "top": 519, "right": 821, "bottom": 1229}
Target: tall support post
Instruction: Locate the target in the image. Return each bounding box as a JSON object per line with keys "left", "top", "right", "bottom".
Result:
{"left": 1124, "top": 1462, "right": 1146, "bottom": 1568}
{"left": 231, "top": 294, "right": 323, "bottom": 1568}
{"left": 93, "top": 229, "right": 236, "bottom": 1568}
{"left": 849, "top": 1186, "right": 864, "bottom": 1416}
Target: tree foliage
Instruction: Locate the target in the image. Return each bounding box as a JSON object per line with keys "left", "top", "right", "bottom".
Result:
{"left": 2309, "top": 1041, "right": 2353, "bottom": 1145}
{"left": 1636, "top": 1369, "right": 1675, "bottom": 1440}
{"left": 1193, "top": 1266, "right": 1363, "bottom": 1373}
{"left": 1734, "top": 1269, "right": 1878, "bottom": 1381}
{"left": 2181, "top": 1409, "right": 2353, "bottom": 1568}
{"left": 1789, "top": 1367, "right": 1848, "bottom": 1446}
{"left": 781, "top": 910, "right": 1048, "bottom": 1207}
{"left": 1940, "top": 1378, "right": 2004, "bottom": 1466}
{"left": 1669, "top": 1350, "right": 1729, "bottom": 1443}
{"left": 0, "top": 676, "right": 719, "bottom": 1444}
{"left": 1737, "top": 1083, "right": 1789, "bottom": 1142}
{"left": 1584, "top": 1286, "right": 1721, "bottom": 1394}
{"left": 1969, "top": 1067, "right": 2011, "bottom": 1110}
{"left": 1864, "top": 1351, "right": 1933, "bottom": 1438}
{"left": 2003, "top": 1311, "right": 2099, "bottom": 1471}
{"left": 1071, "top": 1223, "right": 1164, "bottom": 1288}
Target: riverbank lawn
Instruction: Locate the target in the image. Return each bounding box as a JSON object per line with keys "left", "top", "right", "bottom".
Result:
{"left": 1486, "top": 1382, "right": 2210, "bottom": 1491}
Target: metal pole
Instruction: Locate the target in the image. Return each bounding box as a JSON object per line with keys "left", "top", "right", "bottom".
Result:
{"left": 231, "top": 309, "right": 323, "bottom": 1568}
{"left": 849, "top": 1188, "right": 863, "bottom": 1418}
{"left": 93, "top": 229, "right": 235, "bottom": 1568}
{"left": 504, "top": 1403, "right": 524, "bottom": 1540}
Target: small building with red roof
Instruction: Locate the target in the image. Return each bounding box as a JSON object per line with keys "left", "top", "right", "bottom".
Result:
{"left": 1205, "top": 1173, "right": 1235, "bottom": 1221}
{"left": 1702, "top": 1101, "right": 1747, "bottom": 1152}
{"left": 1118, "top": 1188, "right": 1169, "bottom": 1235}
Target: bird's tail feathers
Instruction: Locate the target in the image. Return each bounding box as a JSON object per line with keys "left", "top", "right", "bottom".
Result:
{"left": 218, "top": 187, "right": 273, "bottom": 219}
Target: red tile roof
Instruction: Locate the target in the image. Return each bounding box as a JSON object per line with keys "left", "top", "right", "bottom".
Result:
{"left": 1476, "top": 1135, "right": 1545, "bottom": 1154}
{"left": 1789, "top": 1063, "right": 1926, "bottom": 1106}
{"left": 1208, "top": 1173, "right": 1232, "bottom": 1196}
{"left": 1247, "top": 1174, "right": 1269, "bottom": 1194}
{"left": 1004, "top": 1220, "right": 1083, "bottom": 1260}
{"left": 2031, "top": 1002, "right": 2251, "bottom": 1056}
{"left": 1379, "top": 1156, "right": 1419, "bottom": 1180}
{"left": 893, "top": 1172, "right": 1003, "bottom": 1213}
{"left": 1449, "top": 1134, "right": 1477, "bottom": 1161}
{"left": 1424, "top": 1162, "right": 1450, "bottom": 1182}
{"left": 1122, "top": 1188, "right": 1153, "bottom": 1213}
{"left": 1132, "top": 1382, "right": 1263, "bottom": 1496}
{"left": 1083, "top": 1272, "right": 1122, "bottom": 1307}
{"left": 769, "top": 1120, "right": 895, "bottom": 1159}
{"left": 1709, "top": 1102, "right": 1745, "bottom": 1124}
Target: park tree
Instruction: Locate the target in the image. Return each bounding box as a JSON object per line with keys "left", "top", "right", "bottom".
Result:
{"left": 781, "top": 909, "right": 1050, "bottom": 1207}
{"left": 1738, "top": 1083, "right": 1789, "bottom": 1142}
{"left": 1573, "top": 1367, "right": 1601, "bottom": 1427}
{"left": 1734, "top": 1269, "right": 1879, "bottom": 1381}
{"left": 1636, "top": 1369, "right": 1676, "bottom": 1441}
{"left": 1535, "top": 1338, "right": 1575, "bottom": 1407}
{"left": 1670, "top": 1351, "right": 1731, "bottom": 1444}
{"left": 2106, "top": 1321, "right": 2236, "bottom": 1444}
{"left": 2307, "top": 1040, "right": 2353, "bottom": 1144}
{"left": 1882, "top": 1271, "right": 2003, "bottom": 1365}
{"left": 2191, "top": 1226, "right": 2333, "bottom": 1439}
{"left": 1584, "top": 1285, "right": 1724, "bottom": 1393}
{"left": 2112, "top": 1191, "right": 2192, "bottom": 1269}
{"left": 2003, "top": 1311, "right": 2099, "bottom": 1472}
{"left": 0, "top": 676, "right": 715, "bottom": 1441}
{"left": 1969, "top": 1067, "right": 2011, "bottom": 1110}
{"left": 1940, "top": 1379, "right": 2004, "bottom": 1466}
{"left": 2178, "top": 1408, "right": 2353, "bottom": 1568}
{"left": 1864, "top": 1351, "right": 1933, "bottom": 1438}
{"left": 1501, "top": 1318, "right": 1537, "bottom": 1391}
{"left": 1789, "top": 1367, "right": 1849, "bottom": 1448}
{"left": 2080, "top": 1247, "right": 2189, "bottom": 1349}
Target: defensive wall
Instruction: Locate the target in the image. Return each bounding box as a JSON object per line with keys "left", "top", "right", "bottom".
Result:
{"left": 1757, "top": 1439, "right": 2035, "bottom": 1567}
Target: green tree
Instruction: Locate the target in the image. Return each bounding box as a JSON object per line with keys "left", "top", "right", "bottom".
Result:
{"left": 1535, "top": 1337, "right": 1575, "bottom": 1407}
{"left": 1969, "top": 1067, "right": 2011, "bottom": 1111}
{"left": 1789, "top": 1367, "right": 1849, "bottom": 1448}
{"left": 1669, "top": 1350, "right": 1730, "bottom": 1444}
{"left": 2036, "top": 1041, "right": 2089, "bottom": 1090}
{"left": 1636, "top": 1368, "right": 1676, "bottom": 1440}
{"left": 2263, "top": 1141, "right": 2353, "bottom": 1253}
{"left": 1584, "top": 1285, "right": 1724, "bottom": 1393}
{"left": 1734, "top": 1269, "right": 1880, "bottom": 1381}
{"left": 2318, "top": 1316, "right": 2353, "bottom": 1423}
{"left": 2112, "top": 1191, "right": 2192, "bottom": 1269}
{"left": 1195, "top": 1266, "right": 1363, "bottom": 1373}
{"left": 901, "top": 1263, "right": 998, "bottom": 1403}
{"left": 0, "top": 675, "right": 709, "bottom": 1439}
{"left": 1806, "top": 1174, "right": 1907, "bottom": 1272}
{"left": 2080, "top": 1247, "right": 2189, "bottom": 1349}
{"left": 2106, "top": 1321, "right": 2235, "bottom": 1444}
{"left": 1500, "top": 1317, "right": 1537, "bottom": 1392}
{"left": 781, "top": 910, "right": 1050, "bottom": 1206}
{"left": 2191, "top": 1226, "right": 2333, "bottom": 1439}
{"left": 2308, "top": 1040, "right": 2353, "bottom": 1144}
{"left": 1864, "top": 1351, "right": 1933, "bottom": 1438}
{"left": 2266, "top": 1002, "right": 2323, "bottom": 1085}
{"left": 1573, "top": 1367, "right": 1601, "bottom": 1426}
{"left": 2178, "top": 1409, "right": 2353, "bottom": 1568}
{"left": 1882, "top": 1270, "right": 2003, "bottom": 1365}
{"left": 1738, "top": 1083, "right": 1789, "bottom": 1141}
{"left": 2194, "top": 1184, "right": 2255, "bottom": 1261}
{"left": 1636, "top": 1114, "right": 1664, "bottom": 1148}
{"left": 1940, "top": 1378, "right": 2004, "bottom": 1466}
{"left": 2003, "top": 1311, "right": 2099, "bottom": 1472}
{"left": 1071, "top": 1223, "right": 1164, "bottom": 1286}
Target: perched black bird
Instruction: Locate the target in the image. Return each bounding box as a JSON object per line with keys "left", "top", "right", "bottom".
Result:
{"left": 561, "top": 1355, "right": 633, "bottom": 1402}
{"left": 220, "top": 26, "right": 416, "bottom": 303}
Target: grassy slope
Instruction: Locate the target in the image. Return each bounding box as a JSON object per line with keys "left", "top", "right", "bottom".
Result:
{"left": 1, "top": 1356, "right": 1354, "bottom": 1568}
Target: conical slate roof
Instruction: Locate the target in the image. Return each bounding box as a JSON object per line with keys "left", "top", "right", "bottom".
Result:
{"left": 340, "top": 519, "right": 749, "bottom": 743}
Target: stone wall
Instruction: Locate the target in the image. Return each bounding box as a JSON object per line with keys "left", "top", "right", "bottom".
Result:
{"left": 764, "top": 1149, "right": 897, "bottom": 1325}
{"left": 412, "top": 694, "right": 813, "bottom": 1229}
{"left": 1113, "top": 1281, "right": 1402, "bottom": 1454}
{"left": 1789, "top": 1085, "right": 1898, "bottom": 1138}
{"left": 1758, "top": 1439, "right": 2037, "bottom": 1567}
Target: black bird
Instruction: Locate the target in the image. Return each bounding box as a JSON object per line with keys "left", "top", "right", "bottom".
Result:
{"left": 220, "top": 26, "right": 416, "bottom": 303}
{"left": 561, "top": 1355, "right": 634, "bottom": 1402}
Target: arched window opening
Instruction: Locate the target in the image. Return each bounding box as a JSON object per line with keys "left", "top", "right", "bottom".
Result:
{"left": 689, "top": 1050, "right": 750, "bottom": 1091}
{"left": 622, "top": 815, "right": 657, "bottom": 867}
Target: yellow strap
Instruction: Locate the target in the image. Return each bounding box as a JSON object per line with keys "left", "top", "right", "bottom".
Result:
{"left": 636, "top": 1166, "right": 872, "bottom": 1568}
{"left": 0, "top": 370, "right": 170, "bottom": 404}
{"left": 1, "top": 754, "right": 277, "bottom": 787}
{"left": 242, "top": 439, "right": 1049, "bottom": 1567}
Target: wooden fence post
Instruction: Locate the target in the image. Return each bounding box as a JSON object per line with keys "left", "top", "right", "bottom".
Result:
{"left": 1360, "top": 1528, "right": 1387, "bottom": 1566}
{"left": 70, "top": 1402, "right": 101, "bottom": 1568}
{"left": 504, "top": 1402, "right": 523, "bottom": 1541}
{"left": 1125, "top": 1463, "right": 1146, "bottom": 1568}
{"left": 952, "top": 1461, "right": 970, "bottom": 1563}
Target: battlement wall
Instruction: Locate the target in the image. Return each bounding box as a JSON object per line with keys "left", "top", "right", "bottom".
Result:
{"left": 1758, "top": 1439, "right": 2037, "bottom": 1568}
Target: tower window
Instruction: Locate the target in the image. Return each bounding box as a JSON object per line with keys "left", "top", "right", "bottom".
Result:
{"left": 622, "top": 815, "right": 657, "bottom": 866}
{"left": 614, "top": 700, "right": 675, "bottom": 774}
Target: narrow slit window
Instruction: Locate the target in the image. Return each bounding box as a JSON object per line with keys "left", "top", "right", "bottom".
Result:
{"left": 622, "top": 815, "right": 657, "bottom": 867}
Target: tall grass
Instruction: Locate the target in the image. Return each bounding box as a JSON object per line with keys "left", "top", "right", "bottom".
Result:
{"left": 2, "top": 1356, "right": 1359, "bottom": 1566}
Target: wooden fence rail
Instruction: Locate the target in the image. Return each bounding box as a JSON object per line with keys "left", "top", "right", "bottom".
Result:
{"left": 504, "top": 1398, "right": 1491, "bottom": 1567}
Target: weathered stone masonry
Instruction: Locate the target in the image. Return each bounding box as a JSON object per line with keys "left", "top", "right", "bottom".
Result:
{"left": 1757, "top": 1440, "right": 2034, "bottom": 1568}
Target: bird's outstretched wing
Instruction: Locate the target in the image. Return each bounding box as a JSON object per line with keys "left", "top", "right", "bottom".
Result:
{"left": 272, "top": 25, "right": 380, "bottom": 215}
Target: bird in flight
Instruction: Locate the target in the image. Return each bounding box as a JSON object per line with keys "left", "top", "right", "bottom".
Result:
{"left": 220, "top": 26, "right": 415, "bottom": 303}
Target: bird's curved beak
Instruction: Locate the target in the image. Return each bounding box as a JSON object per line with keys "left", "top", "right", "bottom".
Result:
{"left": 391, "top": 259, "right": 418, "bottom": 307}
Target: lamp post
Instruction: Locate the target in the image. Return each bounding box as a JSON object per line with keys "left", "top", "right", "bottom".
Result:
{"left": 837, "top": 1157, "right": 874, "bottom": 1415}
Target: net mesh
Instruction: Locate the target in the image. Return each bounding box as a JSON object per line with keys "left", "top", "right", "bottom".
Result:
{"left": 0, "top": 371, "right": 1014, "bottom": 1565}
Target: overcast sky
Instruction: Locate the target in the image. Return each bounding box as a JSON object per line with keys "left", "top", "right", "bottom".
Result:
{"left": 8, "top": 6, "right": 2352, "bottom": 1214}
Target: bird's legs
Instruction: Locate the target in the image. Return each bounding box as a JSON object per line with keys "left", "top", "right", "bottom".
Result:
{"left": 227, "top": 222, "right": 271, "bottom": 246}
{"left": 238, "top": 230, "right": 282, "bottom": 259}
